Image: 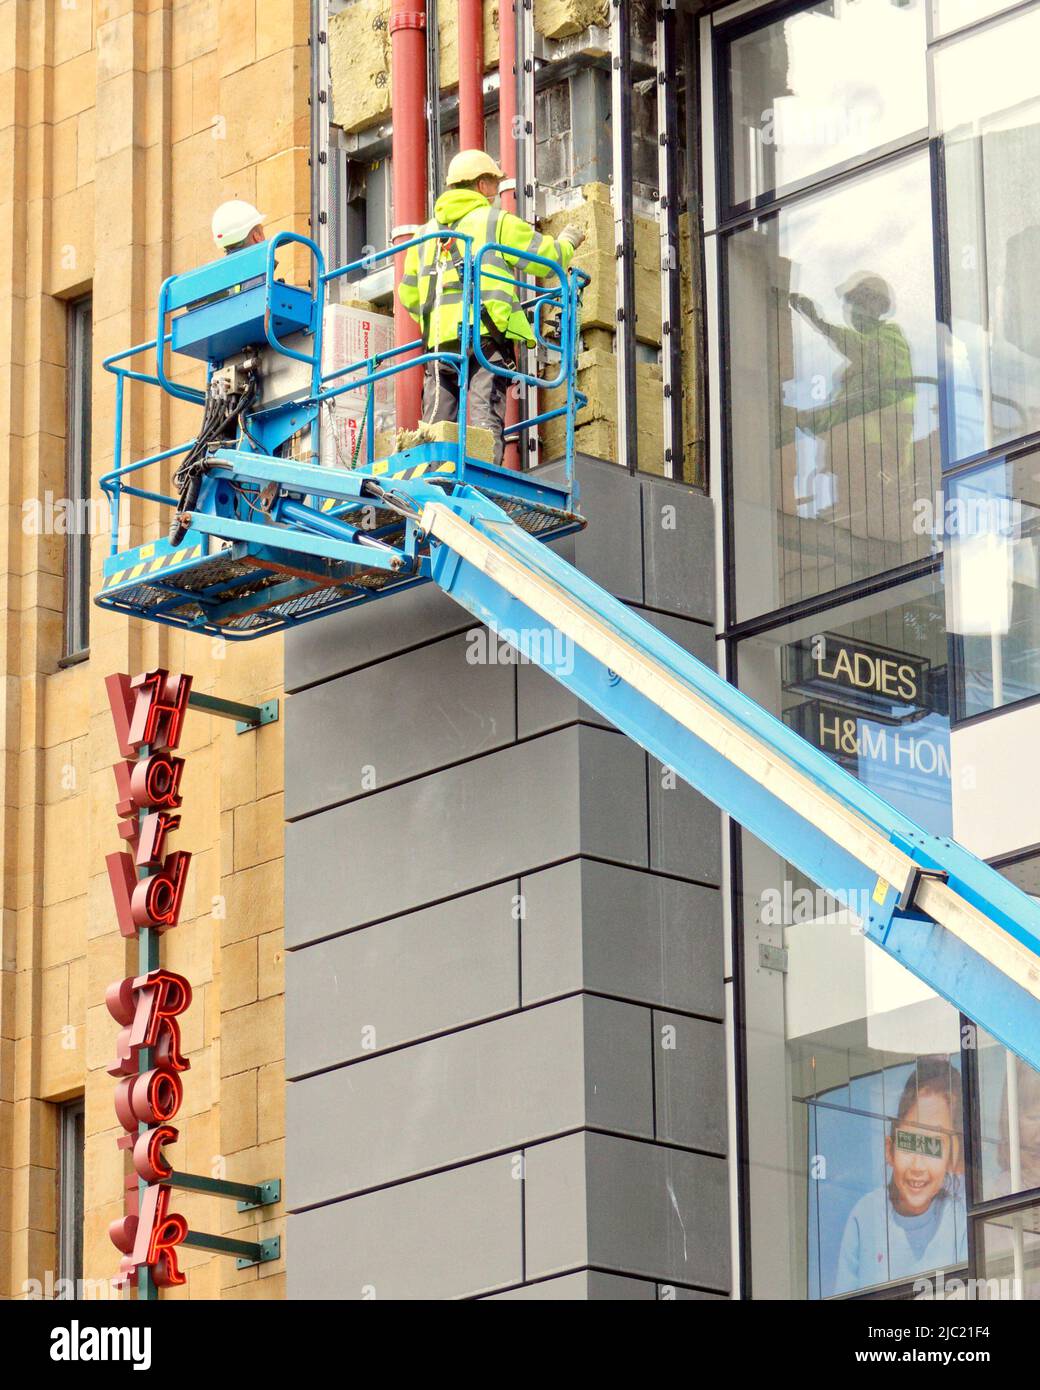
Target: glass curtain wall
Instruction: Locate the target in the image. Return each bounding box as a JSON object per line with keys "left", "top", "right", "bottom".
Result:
{"left": 725, "top": 152, "right": 941, "bottom": 621}
{"left": 938, "top": 5, "right": 1040, "bottom": 717}
{"left": 710, "top": 0, "right": 1040, "bottom": 1299}
{"left": 735, "top": 576, "right": 962, "bottom": 1300}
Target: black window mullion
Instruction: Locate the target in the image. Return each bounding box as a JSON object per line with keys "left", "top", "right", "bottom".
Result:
{"left": 960, "top": 1014, "right": 982, "bottom": 1291}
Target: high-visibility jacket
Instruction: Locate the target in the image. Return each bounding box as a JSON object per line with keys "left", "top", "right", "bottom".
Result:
{"left": 399, "top": 188, "right": 576, "bottom": 349}
{"left": 793, "top": 315, "right": 915, "bottom": 460}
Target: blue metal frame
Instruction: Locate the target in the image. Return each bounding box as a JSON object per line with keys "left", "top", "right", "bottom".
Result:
{"left": 471, "top": 241, "right": 589, "bottom": 496}
{"left": 97, "top": 229, "right": 588, "bottom": 640}
{"left": 92, "top": 229, "right": 1040, "bottom": 1075}
{"left": 422, "top": 485, "right": 1040, "bottom": 1075}
{"left": 100, "top": 230, "right": 588, "bottom": 570}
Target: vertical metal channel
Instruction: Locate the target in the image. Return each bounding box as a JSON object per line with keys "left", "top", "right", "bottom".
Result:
{"left": 499, "top": 0, "right": 521, "bottom": 469}
{"left": 518, "top": 0, "right": 538, "bottom": 466}
{"left": 610, "top": 0, "right": 638, "bottom": 472}
{"left": 656, "top": 0, "right": 683, "bottom": 480}
{"left": 311, "top": 0, "right": 331, "bottom": 265}
{"left": 426, "top": 0, "right": 442, "bottom": 215}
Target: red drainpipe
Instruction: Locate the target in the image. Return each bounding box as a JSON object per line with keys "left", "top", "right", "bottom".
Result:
{"left": 458, "top": 0, "right": 485, "bottom": 150}
{"left": 390, "top": 0, "right": 428, "bottom": 431}
{"left": 497, "top": 0, "right": 521, "bottom": 470}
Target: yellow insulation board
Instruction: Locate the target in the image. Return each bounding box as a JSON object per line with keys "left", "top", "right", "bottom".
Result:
{"left": 543, "top": 182, "right": 662, "bottom": 345}
{"left": 330, "top": 0, "right": 499, "bottom": 135}
{"left": 541, "top": 348, "right": 664, "bottom": 469}
{"left": 329, "top": 0, "right": 609, "bottom": 135}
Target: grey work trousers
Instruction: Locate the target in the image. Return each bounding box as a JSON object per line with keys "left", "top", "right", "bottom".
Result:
{"left": 421, "top": 338, "right": 514, "bottom": 467}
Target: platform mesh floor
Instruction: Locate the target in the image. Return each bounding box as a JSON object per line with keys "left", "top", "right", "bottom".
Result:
{"left": 102, "top": 485, "right": 583, "bottom": 632}
{"left": 107, "top": 548, "right": 402, "bottom": 629}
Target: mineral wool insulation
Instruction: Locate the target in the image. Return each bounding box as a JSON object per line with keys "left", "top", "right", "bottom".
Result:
{"left": 328, "top": 0, "right": 610, "bottom": 135}
{"left": 328, "top": 1, "right": 701, "bottom": 477}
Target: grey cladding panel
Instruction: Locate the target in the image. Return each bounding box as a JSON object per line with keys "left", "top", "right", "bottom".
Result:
{"left": 583, "top": 995, "right": 654, "bottom": 1136}
{"left": 520, "top": 859, "right": 724, "bottom": 1018}
{"left": 286, "top": 996, "right": 653, "bottom": 1209}
{"left": 284, "top": 725, "right": 648, "bottom": 947}
{"left": 484, "top": 1271, "right": 657, "bottom": 1300}
{"left": 285, "top": 582, "right": 470, "bottom": 693}
{"left": 640, "top": 475, "right": 716, "bottom": 624}
{"left": 538, "top": 456, "right": 644, "bottom": 603}
{"left": 285, "top": 882, "right": 520, "bottom": 1078}
{"left": 287, "top": 1153, "right": 522, "bottom": 1299}
{"left": 515, "top": 605, "right": 715, "bottom": 739}
{"left": 653, "top": 1011, "right": 728, "bottom": 1155}
{"left": 583, "top": 1133, "right": 730, "bottom": 1290}
{"left": 285, "top": 629, "right": 516, "bottom": 819}
{"left": 647, "top": 754, "right": 723, "bottom": 885}
{"left": 525, "top": 1131, "right": 730, "bottom": 1292}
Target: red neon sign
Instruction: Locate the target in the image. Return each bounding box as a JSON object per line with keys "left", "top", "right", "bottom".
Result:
{"left": 105, "top": 669, "right": 194, "bottom": 1292}
{"left": 110, "top": 1182, "right": 189, "bottom": 1290}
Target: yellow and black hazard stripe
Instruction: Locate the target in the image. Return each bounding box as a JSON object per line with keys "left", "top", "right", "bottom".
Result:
{"left": 319, "top": 459, "right": 456, "bottom": 512}
{"left": 368, "top": 458, "right": 456, "bottom": 481}
{"left": 102, "top": 541, "right": 205, "bottom": 591}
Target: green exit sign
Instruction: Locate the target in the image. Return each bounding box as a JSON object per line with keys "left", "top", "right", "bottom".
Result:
{"left": 895, "top": 1129, "right": 943, "bottom": 1158}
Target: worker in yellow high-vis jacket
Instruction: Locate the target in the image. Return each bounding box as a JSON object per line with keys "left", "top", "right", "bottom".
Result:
{"left": 399, "top": 149, "right": 585, "bottom": 466}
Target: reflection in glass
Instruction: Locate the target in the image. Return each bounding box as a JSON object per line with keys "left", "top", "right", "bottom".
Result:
{"left": 744, "top": 575, "right": 950, "bottom": 833}
{"left": 977, "top": 1206, "right": 1040, "bottom": 1300}
{"left": 933, "top": 0, "right": 1023, "bottom": 40}
{"left": 727, "top": 0, "right": 926, "bottom": 208}
{"left": 946, "top": 452, "right": 1040, "bottom": 717}
{"left": 833, "top": 1059, "right": 966, "bottom": 1295}
{"left": 937, "top": 7, "right": 1040, "bottom": 463}
{"left": 726, "top": 153, "right": 941, "bottom": 621}
{"left": 974, "top": 1029, "right": 1040, "bottom": 1203}
{"left": 738, "top": 580, "right": 963, "bottom": 1298}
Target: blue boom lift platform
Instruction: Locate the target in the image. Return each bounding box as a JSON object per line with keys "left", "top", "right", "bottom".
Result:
{"left": 97, "top": 229, "right": 1040, "bottom": 1073}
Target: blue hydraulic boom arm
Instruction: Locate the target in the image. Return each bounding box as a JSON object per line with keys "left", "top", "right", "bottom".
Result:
{"left": 93, "top": 231, "right": 1040, "bottom": 1073}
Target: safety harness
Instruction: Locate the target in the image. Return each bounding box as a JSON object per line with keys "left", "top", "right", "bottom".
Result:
{"left": 419, "top": 206, "right": 516, "bottom": 359}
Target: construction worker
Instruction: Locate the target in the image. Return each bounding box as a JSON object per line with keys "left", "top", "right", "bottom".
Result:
{"left": 210, "top": 200, "right": 267, "bottom": 292}
{"left": 399, "top": 149, "right": 585, "bottom": 466}
{"left": 212, "top": 199, "right": 266, "bottom": 254}
{"left": 170, "top": 202, "right": 270, "bottom": 544}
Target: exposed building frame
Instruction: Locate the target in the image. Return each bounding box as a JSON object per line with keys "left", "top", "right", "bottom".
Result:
{"left": 426, "top": 0, "right": 443, "bottom": 211}
{"left": 657, "top": 0, "right": 683, "bottom": 479}
{"left": 500, "top": 0, "right": 521, "bottom": 467}
{"left": 310, "top": 0, "right": 331, "bottom": 263}
{"left": 610, "top": 0, "right": 638, "bottom": 472}
{"left": 517, "top": 0, "right": 539, "bottom": 465}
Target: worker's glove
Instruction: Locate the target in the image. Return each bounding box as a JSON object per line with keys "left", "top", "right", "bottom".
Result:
{"left": 789, "top": 292, "right": 819, "bottom": 326}
{"left": 559, "top": 223, "right": 586, "bottom": 251}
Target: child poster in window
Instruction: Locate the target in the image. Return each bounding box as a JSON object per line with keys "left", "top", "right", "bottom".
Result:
{"left": 808, "top": 1055, "right": 968, "bottom": 1297}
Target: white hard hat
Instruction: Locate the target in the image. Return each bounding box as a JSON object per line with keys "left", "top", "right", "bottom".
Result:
{"left": 212, "top": 200, "right": 266, "bottom": 249}
{"left": 836, "top": 270, "right": 893, "bottom": 317}
{"left": 445, "top": 149, "right": 506, "bottom": 187}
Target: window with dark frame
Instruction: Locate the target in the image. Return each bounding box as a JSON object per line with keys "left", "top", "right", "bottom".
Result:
{"left": 63, "top": 295, "right": 93, "bottom": 661}
{"left": 708, "top": 0, "right": 1040, "bottom": 1302}
{"left": 57, "top": 1097, "right": 85, "bottom": 1298}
